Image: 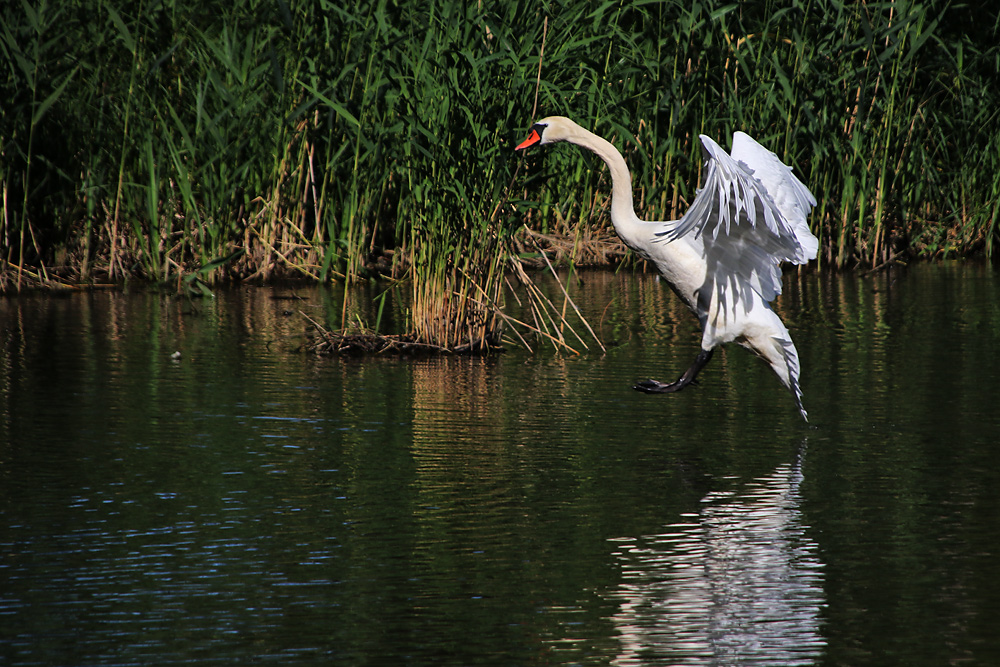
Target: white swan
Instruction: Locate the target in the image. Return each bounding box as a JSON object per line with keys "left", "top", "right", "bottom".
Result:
{"left": 515, "top": 117, "right": 818, "bottom": 420}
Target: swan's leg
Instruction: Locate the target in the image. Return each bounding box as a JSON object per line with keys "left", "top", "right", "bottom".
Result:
{"left": 634, "top": 348, "right": 714, "bottom": 394}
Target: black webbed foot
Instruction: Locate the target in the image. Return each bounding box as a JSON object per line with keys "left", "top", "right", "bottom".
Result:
{"left": 632, "top": 348, "right": 715, "bottom": 396}
{"left": 633, "top": 378, "right": 696, "bottom": 394}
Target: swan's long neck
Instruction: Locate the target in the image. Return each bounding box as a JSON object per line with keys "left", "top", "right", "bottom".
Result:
{"left": 563, "top": 126, "right": 646, "bottom": 244}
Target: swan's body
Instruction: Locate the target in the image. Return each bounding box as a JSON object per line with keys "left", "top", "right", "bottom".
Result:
{"left": 516, "top": 116, "right": 818, "bottom": 420}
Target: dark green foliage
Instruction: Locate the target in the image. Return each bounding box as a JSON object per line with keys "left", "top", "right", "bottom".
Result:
{"left": 1, "top": 0, "right": 998, "bottom": 302}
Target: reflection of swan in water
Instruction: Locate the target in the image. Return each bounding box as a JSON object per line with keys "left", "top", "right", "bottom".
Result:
{"left": 609, "top": 446, "right": 825, "bottom": 665}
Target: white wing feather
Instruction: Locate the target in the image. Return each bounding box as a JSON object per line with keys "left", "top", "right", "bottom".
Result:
{"left": 730, "top": 131, "right": 818, "bottom": 263}
{"left": 657, "top": 133, "right": 818, "bottom": 306}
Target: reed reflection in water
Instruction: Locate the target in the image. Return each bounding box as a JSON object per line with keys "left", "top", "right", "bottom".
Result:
{"left": 609, "top": 446, "right": 824, "bottom": 665}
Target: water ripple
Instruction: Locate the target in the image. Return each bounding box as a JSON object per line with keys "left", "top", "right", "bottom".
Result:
{"left": 609, "top": 448, "right": 826, "bottom": 665}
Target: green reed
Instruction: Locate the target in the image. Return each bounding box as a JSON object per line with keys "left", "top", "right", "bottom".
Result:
{"left": 1, "top": 0, "right": 998, "bottom": 335}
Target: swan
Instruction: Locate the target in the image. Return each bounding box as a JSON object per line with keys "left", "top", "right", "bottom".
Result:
{"left": 515, "top": 117, "right": 818, "bottom": 420}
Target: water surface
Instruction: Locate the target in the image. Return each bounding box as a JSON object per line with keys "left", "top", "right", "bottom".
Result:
{"left": 1, "top": 263, "right": 998, "bottom": 665}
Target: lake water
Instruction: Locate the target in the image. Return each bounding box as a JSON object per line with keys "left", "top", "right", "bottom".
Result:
{"left": 2, "top": 262, "right": 999, "bottom": 665}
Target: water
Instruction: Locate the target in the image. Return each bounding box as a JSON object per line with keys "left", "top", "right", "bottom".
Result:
{"left": 1, "top": 263, "right": 998, "bottom": 665}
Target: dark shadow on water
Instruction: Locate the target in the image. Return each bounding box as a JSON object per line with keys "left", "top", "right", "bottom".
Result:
{"left": 3, "top": 265, "right": 1000, "bottom": 665}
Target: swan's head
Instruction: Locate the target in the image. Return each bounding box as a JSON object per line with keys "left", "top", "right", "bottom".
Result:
{"left": 514, "top": 116, "right": 583, "bottom": 151}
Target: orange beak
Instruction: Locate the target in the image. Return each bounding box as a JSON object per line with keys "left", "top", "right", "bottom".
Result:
{"left": 515, "top": 128, "right": 542, "bottom": 151}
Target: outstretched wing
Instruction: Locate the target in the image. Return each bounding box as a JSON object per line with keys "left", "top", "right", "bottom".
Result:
{"left": 657, "top": 134, "right": 817, "bottom": 304}
{"left": 730, "top": 131, "right": 818, "bottom": 263}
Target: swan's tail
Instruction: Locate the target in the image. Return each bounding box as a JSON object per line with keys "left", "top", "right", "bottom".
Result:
{"left": 774, "top": 335, "right": 808, "bottom": 422}
{"left": 716, "top": 301, "right": 808, "bottom": 421}
{"left": 740, "top": 317, "right": 807, "bottom": 421}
